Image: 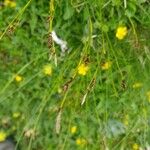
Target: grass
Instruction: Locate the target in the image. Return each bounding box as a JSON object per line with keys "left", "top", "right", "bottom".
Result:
{"left": 0, "top": 0, "right": 150, "bottom": 149}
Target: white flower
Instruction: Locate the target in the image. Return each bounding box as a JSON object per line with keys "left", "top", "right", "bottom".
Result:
{"left": 51, "top": 31, "right": 68, "bottom": 53}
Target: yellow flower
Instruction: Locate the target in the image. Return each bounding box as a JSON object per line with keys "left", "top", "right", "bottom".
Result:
{"left": 4, "top": 0, "right": 16, "bottom": 8}
{"left": 132, "top": 143, "right": 140, "bottom": 150}
{"left": 70, "top": 126, "right": 77, "bottom": 134}
{"left": 123, "top": 115, "right": 129, "bottom": 126}
{"left": 132, "top": 82, "right": 143, "bottom": 89}
{"left": 15, "top": 75, "right": 23, "bottom": 82}
{"left": 43, "top": 65, "right": 52, "bottom": 76}
{"left": 13, "top": 112, "right": 21, "bottom": 119}
{"left": 4, "top": 0, "right": 10, "bottom": 6}
{"left": 78, "top": 64, "right": 89, "bottom": 76}
{"left": 101, "top": 61, "right": 112, "bottom": 70}
{"left": 0, "top": 131, "right": 7, "bottom": 142}
{"left": 76, "top": 138, "right": 82, "bottom": 145}
{"left": 10, "top": 1, "right": 16, "bottom": 7}
{"left": 116, "top": 26, "right": 128, "bottom": 40}
{"left": 76, "top": 138, "right": 87, "bottom": 146}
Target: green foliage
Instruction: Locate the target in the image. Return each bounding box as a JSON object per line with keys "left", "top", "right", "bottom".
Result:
{"left": 0, "top": 0, "right": 150, "bottom": 149}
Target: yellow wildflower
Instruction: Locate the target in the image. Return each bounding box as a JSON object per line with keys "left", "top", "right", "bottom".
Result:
{"left": 132, "top": 82, "right": 143, "bottom": 89}
{"left": 132, "top": 143, "right": 140, "bottom": 150}
{"left": 76, "top": 138, "right": 87, "bottom": 146}
{"left": 78, "top": 64, "right": 89, "bottom": 76}
{"left": 13, "top": 112, "right": 21, "bottom": 119}
{"left": 4, "top": 0, "right": 10, "bottom": 6}
{"left": 43, "top": 65, "right": 52, "bottom": 76}
{"left": 116, "top": 26, "right": 128, "bottom": 40}
{"left": 4, "top": 0, "right": 16, "bottom": 8}
{"left": 10, "top": 1, "right": 16, "bottom": 7}
{"left": 70, "top": 126, "right": 77, "bottom": 134}
{"left": 123, "top": 115, "right": 129, "bottom": 126}
{"left": 101, "top": 61, "right": 112, "bottom": 70}
{"left": 0, "top": 131, "right": 7, "bottom": 142}
{"left": 76, "top": 138, "right": 82, "bottom": 145}
{"left": 15, "top": 75, "right": 23, "bottom": 82}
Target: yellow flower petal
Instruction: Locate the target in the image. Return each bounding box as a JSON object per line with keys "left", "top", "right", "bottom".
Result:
{"left": 132, "top": 82, "right": 143, "bottom": 89}
{"left": 78, "top": 64, "right": 89, "bottom": 76}
{"left": 76, "top": 138, "right": 82, "bottom": 145}
{"left": 70, "top": 126, "right": 77, "bottom": 134}
{"left": 101, "top": 61, "right": 112, "bottom": 70}
{"left": 0, "top": 131, "right": 7, "bottom": 142}
{"left": 123, "top": 115, "right": 129, "bottom": 126}
{"left": 13, "top": 112, "right": 21, "bottom": 119}
{"left": 15, "top": 75, "right": 23, "bottom": 82}
{"left": 132, "top": 143, "right": 140, "bottom": 150}
{"left": 4, "top": 0, "right": 10, "bottom": 6}
{"left": 43, "top": 65, "right": 52, "bottom": 76}
{"left": 116, "top": 26, "right": 127, "bottom": 40}
{"left": 4, "top": 0, "right": 16, "bottom": 8}
{"left": 10, "top": 1, "right": 16, "bottom": 7}
{"left": 76, "top": 138, "right": 87, "bottom": 146}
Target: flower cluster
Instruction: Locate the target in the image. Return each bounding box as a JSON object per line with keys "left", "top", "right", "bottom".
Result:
{"left": 14, "top": 64, "right": 53, "bottom": 83}
{"left": 70, "top": 126, "right": 87, "bottom": 147}
{"left": 77, "top": 60, "right": 112, "bottom": 76}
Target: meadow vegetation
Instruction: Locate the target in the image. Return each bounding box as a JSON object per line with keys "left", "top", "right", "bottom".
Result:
{"left": 0, "top": 0, "right": 150, "bottom": 149}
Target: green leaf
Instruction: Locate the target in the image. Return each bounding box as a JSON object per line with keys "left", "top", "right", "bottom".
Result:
{"left": 63, "top": 4, "right": 74, "bottom": 20}
{"left": 125, "top": 1, "right": 137, "bottom": 17}
{"left": 112, "top": 0, "right": 121, "bottom": 6}
{"left": 137, "top": 0, "right": 147, "bottom": 4}
{"left": 29, "top": 6, "right": 38, "bottom": 33}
